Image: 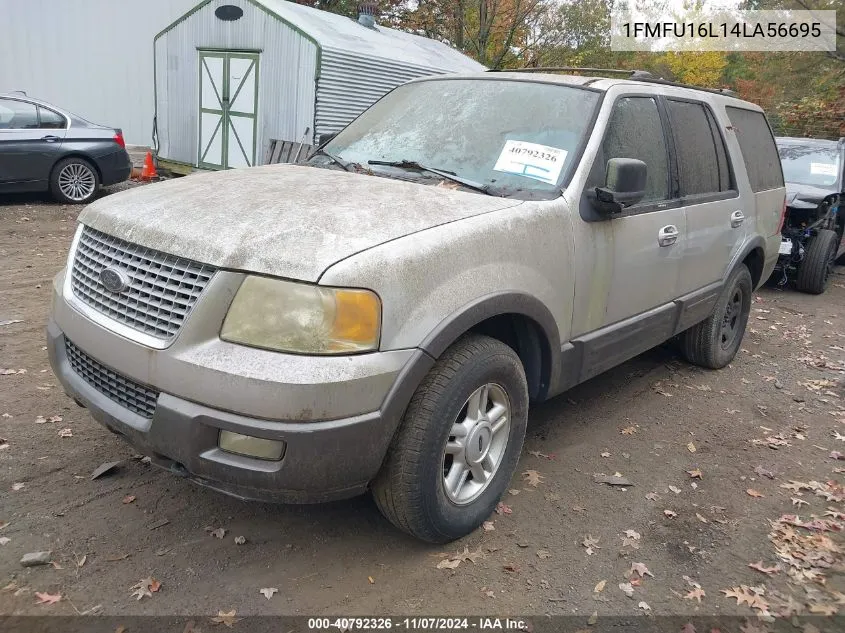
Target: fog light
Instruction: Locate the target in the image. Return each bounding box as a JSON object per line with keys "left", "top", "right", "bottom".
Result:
{"left": 218, "top": 430, "right": 285, "bottom": 461}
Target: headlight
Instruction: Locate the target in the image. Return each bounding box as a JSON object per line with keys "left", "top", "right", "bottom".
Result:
{"left": 221, "top": 276, "right": 381, "bottom": 354}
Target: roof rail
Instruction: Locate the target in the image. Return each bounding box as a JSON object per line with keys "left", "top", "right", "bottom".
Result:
{"left": 490, "top": 67, "right": 654, "bottom": 79}
{"left": 491, "top": 66, "right": 739, "bottom": 98}
{"left": 627, "top": 75, "right": 738, "bottom": 97}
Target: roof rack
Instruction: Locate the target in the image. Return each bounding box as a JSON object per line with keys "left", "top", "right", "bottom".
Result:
{"left": 491, "top": 66, "right": 738, "bottom": 97}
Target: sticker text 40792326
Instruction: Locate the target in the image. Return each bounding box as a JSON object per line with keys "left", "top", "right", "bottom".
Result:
{"left": 493, "top": 140, "right": 568, "bottom": 186}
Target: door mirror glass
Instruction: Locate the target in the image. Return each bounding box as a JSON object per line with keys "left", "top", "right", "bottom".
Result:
{"left": 593, "top": 158, "right": 647, "bottom": 214}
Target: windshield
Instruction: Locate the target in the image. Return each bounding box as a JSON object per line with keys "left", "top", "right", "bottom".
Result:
{"left": 778, "top": 143, "right": 841, "bottom": 190}
{"left": 320, "top": 79, "right": 601, "bottom": 199}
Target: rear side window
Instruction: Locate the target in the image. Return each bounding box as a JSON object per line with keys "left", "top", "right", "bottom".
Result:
{"left": 666, "top": 100, "right": 731, "bottom": 196}
{"left": 725, "top": 106, "right": 784, "bottom": 192}
{"left": 588, "top": 96, "right": 670, "bottom": 203}
{"left": 38, "top": 107, "right": 66, "bottom": 129}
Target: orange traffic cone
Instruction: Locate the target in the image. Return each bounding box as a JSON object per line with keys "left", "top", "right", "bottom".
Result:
{"left": 140, "top": 152, "right": 157, "bottom": 181}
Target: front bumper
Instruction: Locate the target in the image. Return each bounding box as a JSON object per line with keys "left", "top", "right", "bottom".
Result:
{"left": 48, "top": 270, "right": 432, "bottom": 503}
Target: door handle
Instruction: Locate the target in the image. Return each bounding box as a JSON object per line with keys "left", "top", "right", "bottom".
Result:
{"left": 730, "top": 210, "right": 745, "bottom": 228}
{"left": 658, "top": 225, "right": 679, "bottom": 247}
{"left": 41, "top": 135, "right": 60, "bottom": 142}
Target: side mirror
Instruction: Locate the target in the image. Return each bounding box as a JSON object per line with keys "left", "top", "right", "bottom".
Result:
{"left": 593, "top": 158, "right": 647, "bottom": 215}
{"left": 318, "top": 132, "right": 338, "bottom": 147}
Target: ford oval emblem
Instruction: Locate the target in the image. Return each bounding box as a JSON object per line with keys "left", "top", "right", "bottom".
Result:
{"left": 100, "top": 267, "right": 131, "bottom": 294}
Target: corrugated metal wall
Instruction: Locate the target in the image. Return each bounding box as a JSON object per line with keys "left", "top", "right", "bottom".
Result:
{"left": 155, "top": 0, "right": 317, "bottom": 166}
{"left": 315, "top": 48, "right": 451, "bottom": 138}
{"left": 0, "top": 0, "right": 196, "bottom": 145}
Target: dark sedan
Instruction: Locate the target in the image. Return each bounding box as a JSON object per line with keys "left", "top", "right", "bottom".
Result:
{"left": 0, "top": 92, "right": 131, "bottom": 204}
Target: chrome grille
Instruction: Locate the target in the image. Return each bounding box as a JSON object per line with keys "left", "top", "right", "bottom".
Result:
{"left": 70, "top": 226, "right": 216, "bottom": 340}
{"left": 65, "top": 339, "right": 159, "bottom": 418}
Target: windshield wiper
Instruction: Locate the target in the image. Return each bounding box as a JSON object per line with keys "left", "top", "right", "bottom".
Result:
{"left": 367, "top": 160, "right": 492, "bottom": 195}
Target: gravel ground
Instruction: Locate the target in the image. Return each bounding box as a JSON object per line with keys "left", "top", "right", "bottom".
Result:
{"left": 1, "top": 185, "right": 844, "bottom": 629}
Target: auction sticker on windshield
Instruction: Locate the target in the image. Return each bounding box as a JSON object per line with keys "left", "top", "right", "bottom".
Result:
{"left": 810, "top": 162, "right": 838, "bottom": 177}
{"left": 493, "top": 140, "right": 567, "bottom": 185}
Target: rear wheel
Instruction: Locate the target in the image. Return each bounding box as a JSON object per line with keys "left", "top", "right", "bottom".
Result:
{"left": 50, "top": 157, "right": 99, "bottom": 204}
{"left": 680, "top": 264, "right": 752, "bottom": 369}
{"left": 796, "top": 228, "right": 838, "bottom": 294}
{"left": 372, "top": 334, "right": 528, "bottom": 543}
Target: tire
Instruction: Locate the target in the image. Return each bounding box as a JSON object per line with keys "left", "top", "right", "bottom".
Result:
{"left": 796, "top": 229, "right": 838, "bottom": 295}
{"left": 50, "top": 157, "right": 100, "bottom": 204}
{"left": 680, "top": 264, "right": 752, "bottom": 370}
{"left": 372, "top": 334, "right": 529, "bottom": 543}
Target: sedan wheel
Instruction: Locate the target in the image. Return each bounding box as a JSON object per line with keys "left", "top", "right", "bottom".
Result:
{"left": 50, "top": 157, "right": 100, "bottom": 204}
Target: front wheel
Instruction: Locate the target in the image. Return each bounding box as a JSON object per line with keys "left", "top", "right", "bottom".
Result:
{"left": 680, "top": 264, "right": 752, "bottom": 369}
{"left": 796, "top": 229, "right": 838, "bottom": 294}
{"left": 372, "top": 334, "right": 528, "bottom": 543}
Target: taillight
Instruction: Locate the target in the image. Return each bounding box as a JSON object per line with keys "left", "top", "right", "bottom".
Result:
{"left": 776, "top": 196, "right": 787, "bottom": 234}
{"left": 113, "top": 130, "right": 125, "bottom": 149}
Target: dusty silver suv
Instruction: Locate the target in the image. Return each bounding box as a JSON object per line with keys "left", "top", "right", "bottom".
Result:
{"left": 48, "top": 72, "right": 785, "bottom": 542}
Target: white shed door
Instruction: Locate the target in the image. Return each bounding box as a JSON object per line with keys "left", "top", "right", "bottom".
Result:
{"left": 198, "top": 51, "right": 259, "bottom": 169}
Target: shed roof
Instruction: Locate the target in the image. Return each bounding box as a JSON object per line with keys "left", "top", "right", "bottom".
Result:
{"left": 256, "top": 0, "right": 484, "bottom": 72}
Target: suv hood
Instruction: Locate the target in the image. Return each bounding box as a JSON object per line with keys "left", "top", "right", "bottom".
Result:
{"left": 79, "top": 164, "right": 523, "bottom": 281}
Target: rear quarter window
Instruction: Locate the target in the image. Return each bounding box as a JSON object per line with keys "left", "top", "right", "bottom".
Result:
{"left": 725, "top": 106, "right": 784, "bottom": 192}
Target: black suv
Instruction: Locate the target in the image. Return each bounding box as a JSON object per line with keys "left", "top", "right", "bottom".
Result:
{"left": 773, "top": 136, "right": 845, "bottom": 294}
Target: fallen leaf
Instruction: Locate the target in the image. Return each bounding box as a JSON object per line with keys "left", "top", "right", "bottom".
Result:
{"left": 536, "top": 549, "right": 551, "bottom": 559}
{"left": 508, "top": 489, "right": 520, "bottom": 496}
{"left": 685, "top": 587, "right": 706, "bottom": 603}
{"left": 12, "top": 483, "right": 24, "bottom": 491}
{"left": 482, "top": 521, "right": 495, "bottom": 532}
{"left": 436, "top": 558, "right": 461, "bottom": 570}
{"left": 681, "top": 624, "right": 696, "bottom": 633}
{"left": 587, "top": 612, "right": 598, "bottom": 625}
{"left": 623, "top": 529, "right": 641, "bottom": 540}
{"left": 600, "top": 451, "right": 611, "bottom": 458}
{"left": 753, "top": 465, "right": 774, "bottom": 479}
{"left": 210, "top": 610, "right": 240, "bottom": 627}
{"left": 582, "top": 535, "right": 600, "bottom": 555}
{"left": 746, "top": 489, "right": 764, "bottom": 498}
{"left": 683, "top": 575, "right": 701, "bottom": 589}
{"left": 687, "top": 442, "right": 697, "bottom": 453}
{"left": 208, "top": 528, "right": 226, "bottom": 539}
{"left": 130, "top": 577, "right": 161, "bottom": 600}
{"left": 234, "top": 536, "right": 246, "bottom": 545}
{"left": 503, "top": 563, "right": 521, "bottom": 573}
{"left": 57, "top": 428, "right": 72, "bottom": 438}
{"left": 528, "top": 450, "right": 554, "bottom": 460}
{"left": 669, "top": 485, "right": 682, "bottom": 494}
{"left": 522, "top": 469, "right": 544, "bottom": 487}
{"left": 748, "top": 561, "right": 778, "bottom": 575}
{"left": 368, "top": 576, "right": 375, "bottom": 584}
{"left": 259, "top": 587, "right": 277, "bottom": 600}
{"left": 483, "top": 589, "right": 495, "bottom": 598}
{"left": 791, "top": 497, "right": 809, "bottom": 507}
{"left": 76, "top": 554, "right": 87, "bottom": 568}
{"left": 645, "top": 492, "right": 659, "bottom": 501}
{"left": 495, "top": 502, "right": 512, "bottom": 515}
{"left": 621, "top": 426, "right": 637, "bottom": 435}
{"left": 807, "top": 603, "right": 838, "bottom": 616}
{"left": 629, "top": 562, "right": 654, "bottom": 578}
{"left": 122, "top": 495, "right": 136, "bottom": 505}
{"left": 619, "top": 582, "right": 635, "bottom": 597}
{"left": 664, "top": 509, "right": 678, "bottom": 518}
{"left": 695, "top": 513, "right": 708, "bottom": 524}
{"left": 0, "top": 537, "right": 9, "bottom": 546}
{"left": 638, "top": 600, "right": 651, "bottom": 612}
{"left": 594, "top": 579, "right": 606, "bottom": 593}
{"left": 34, "top": 592, "right": 61, "bottom": 605}
{"left": 687, "top": 469, "right": 703, "bottom": 479}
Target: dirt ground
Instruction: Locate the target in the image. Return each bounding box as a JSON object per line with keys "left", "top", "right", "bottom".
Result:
{"left": 1, "top": 186, "right": 844, "bottom": 628}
